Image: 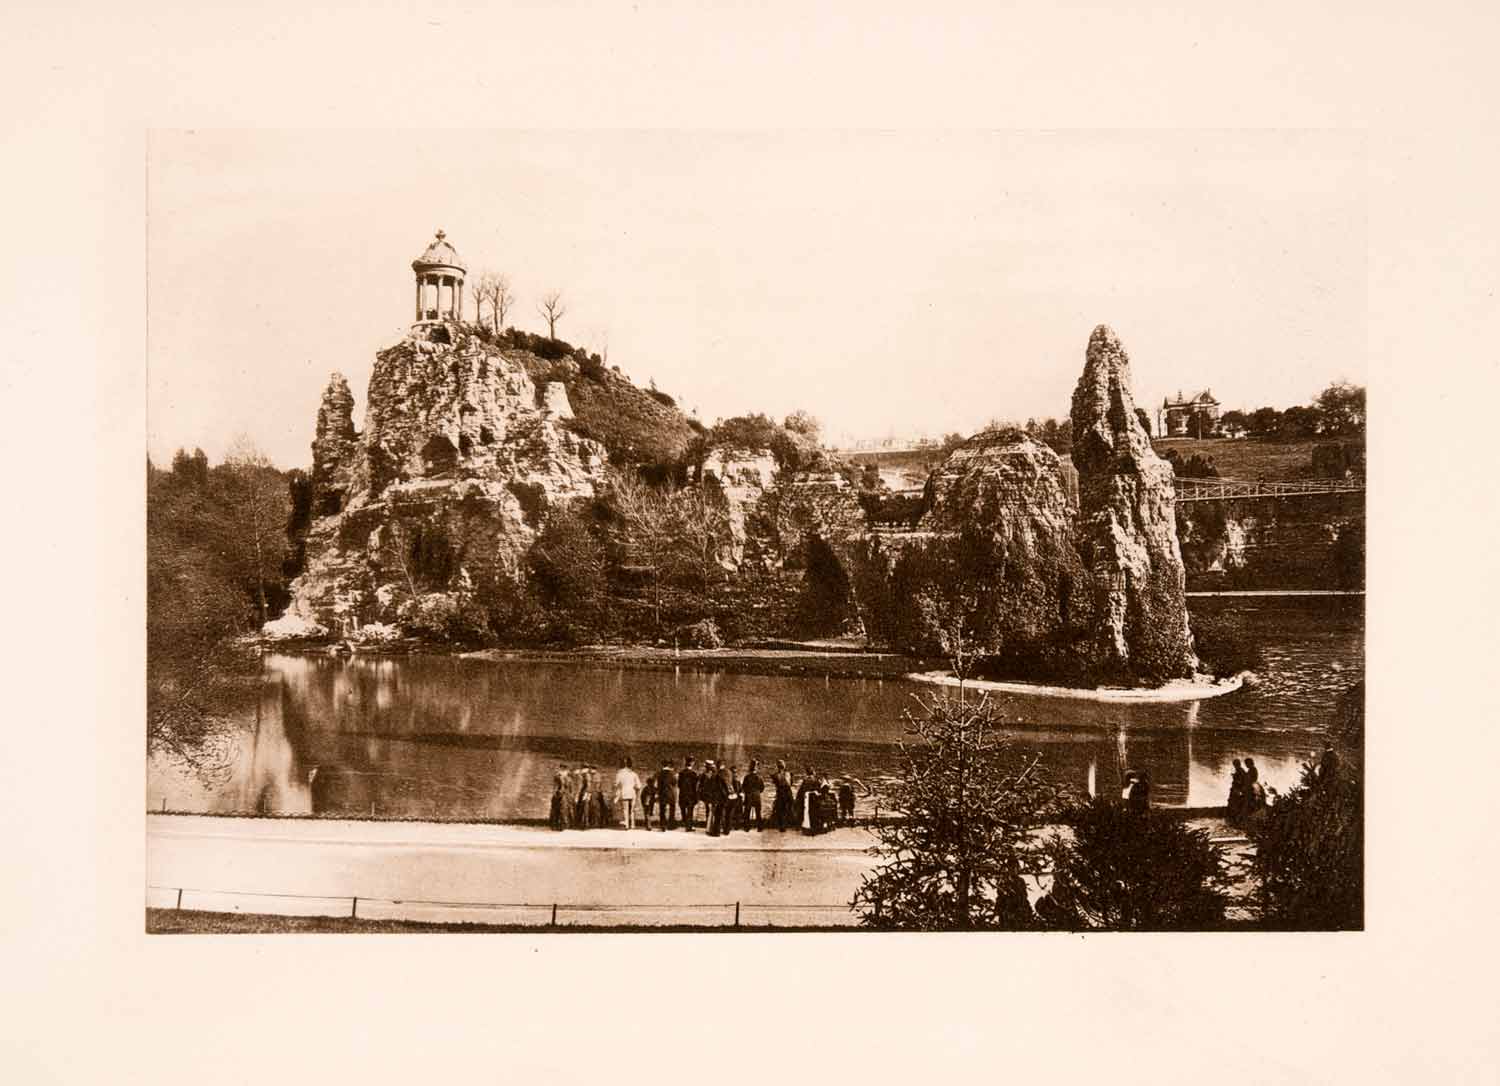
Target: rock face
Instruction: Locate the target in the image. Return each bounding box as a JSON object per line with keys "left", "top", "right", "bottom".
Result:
{"left": 700, "top": 447, "right": 868, "bottom": 638}
{"left": 310, "top": 373, "right": 357, "bottom": 516}
{"left": 1069, "top": 325, "right": 1196, "bottom": 679}
{"left": 284, "top": 324, "right": 609, "bottom": 633}
{"left": 865, "top": 429, "right": 1093, "bottom": 665}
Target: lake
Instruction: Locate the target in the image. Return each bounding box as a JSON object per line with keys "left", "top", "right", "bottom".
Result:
{"left": 148, "top": 596, "right": 1363, "bottom": 820}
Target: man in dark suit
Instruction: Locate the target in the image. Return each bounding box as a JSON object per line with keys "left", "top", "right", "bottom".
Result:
{"left": 656, "top": 761, "right": 679, "bottom": 830}
{"left": 678, "top": 757, "right": 700, "bottom": 831}
{"left": 702, "top": 760, "right": 724, "bottom": 835}
{"left": 740, "top": 760, "right": 765, "bottom": 831}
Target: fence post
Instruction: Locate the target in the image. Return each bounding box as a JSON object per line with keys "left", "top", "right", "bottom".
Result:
{"left": 550, "top": 903, "right": 557, "bottom": 928}
{"left": 734, "top": 902, "right": 741, "bottom": 928}
{"left": 175, "top": 888, "right": 183, "bottom": 911}
{"left": 351, "top": 896, "right": 358, "bottom": 919}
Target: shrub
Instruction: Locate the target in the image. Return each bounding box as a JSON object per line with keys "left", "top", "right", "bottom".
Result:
{"left": 1249, "top": 684, "right": 1363, "bottom": 929}
{"left": 1039, "top": 798, "right": 1235, "bottom": 930}
{"left": 674, "top": 618, "right": 722, "bottom": 649}
{"left": 1190, "top": 609, "right": 1265, "bottom": 678}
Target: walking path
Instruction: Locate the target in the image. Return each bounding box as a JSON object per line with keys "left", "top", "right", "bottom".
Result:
{"left": 147, "top": 814, "right": 876, "bottom": 928}
{"left": 147, "top": 812, "right": 1250, "bottom": 930}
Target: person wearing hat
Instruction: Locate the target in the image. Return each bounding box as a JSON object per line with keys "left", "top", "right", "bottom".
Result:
{"left": 678, "top": 756, "right": 700, "bottom": 831}
{"left": 703, "top": 760, "right": 727, "bottom": 836}
{"left": 740, "top": 760, "right": 765, "bottom": 832}
{"left": 769, "top": 760, "right": 794, "bottom": 831}
{"left": 656, "top": 760, "right": 679, "bottom": 831}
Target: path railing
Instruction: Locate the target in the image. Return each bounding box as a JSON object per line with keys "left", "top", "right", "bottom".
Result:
{"left": 145, "top": 884, "right": 861, "bottom": 928}
{"left": 1174, "top": 476, "right": 1365, "bottom": 503}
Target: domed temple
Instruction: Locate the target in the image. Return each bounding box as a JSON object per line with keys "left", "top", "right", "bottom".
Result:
{"left": 412, "top": 229, "right": 466, "bottom": 324}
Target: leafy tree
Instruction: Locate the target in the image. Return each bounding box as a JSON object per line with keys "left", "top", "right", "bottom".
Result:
{"left": 1039, "top": 799, "right": 1235, "bottom": 930}
{"left": 527, "top": 501, "right": 609, "bottom": 641}
{"left": 1249, "top": 683, "right": 1364, "bottom": 929}
{"left": 783, "top": 409, "right": 821, "bottom": 444}
{"left": 1220, "top": 409, "right": 1250, "bottom": 434}
{"left": 220, "top": 435, "right": 294, "bottom": 626}
{"left": 853, "top": 690, "right": 1063, "bottom": 930}
{"left": 1278, "top": 404, "right": 1323, "bottom": 440}
{"left": 148, "top": 451, "right": 266, "bottom": 770}
{"left": 170, "top": 446, "right": 210, "bottom": 487}
{"left": 1315, "top": 380, "right": 1366, "bottom": 436}
{"left": 1249, "top": 406, "right": 1283, "bottom": 437}
{"left": 938, "top": 432, "right": 969, "bottom": 457}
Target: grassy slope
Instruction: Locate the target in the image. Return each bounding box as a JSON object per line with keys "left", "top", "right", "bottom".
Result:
{"left": 1151, "top": 436, "right": 1357, "bottom": 481}
{"left": 519, "top": 354, "right": 697, "bottom": 468}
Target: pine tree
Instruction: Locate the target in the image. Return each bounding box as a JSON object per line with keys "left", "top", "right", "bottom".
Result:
{"left": 853, "top": 690, "right": 1063, "bottom": 930}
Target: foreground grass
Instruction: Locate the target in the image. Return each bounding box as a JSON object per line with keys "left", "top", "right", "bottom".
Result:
{"left": 147, "top": 908, "right": 842, "bottom": 934}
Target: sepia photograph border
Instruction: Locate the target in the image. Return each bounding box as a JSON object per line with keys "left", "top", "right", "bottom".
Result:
{"left": 6, "top": 2, "right": 1499, "bottom": 1083}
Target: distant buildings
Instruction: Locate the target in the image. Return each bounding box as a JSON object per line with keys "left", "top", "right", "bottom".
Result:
{"left": 1158, "top": 390, "right": 1220, "bottom": 438}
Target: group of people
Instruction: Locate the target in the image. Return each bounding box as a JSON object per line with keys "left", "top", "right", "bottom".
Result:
{"left": 1226, "top": 757, "right": 1267, "bottom": 824}
{"left": 548, "top": 757, "right": 860, "bottom": 836}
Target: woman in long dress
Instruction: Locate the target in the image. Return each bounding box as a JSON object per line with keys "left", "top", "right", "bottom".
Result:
{"left": 591, "top": 770, "right": 612, "bottom": 828}
{"left": 549, "top": 766, "right": 566, "bottom": 830}
{"left": 574, "top": 767, "right": 594, "bottom": 829}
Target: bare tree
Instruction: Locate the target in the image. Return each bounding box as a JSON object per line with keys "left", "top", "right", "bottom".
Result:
{"left": 494, "top": 276, "right": 514, "bottom": 331}
{"left": 472, "top": 273, "right": 495, "bottom": 329}
{"left": 474, "top": 271, "right": 514, "bottom": 332}
{"left": 608, "top": 471, "right": 677, "bottom": 629}
{"left": 221, "top": 434, "right": 292, "bottom": 626}
{"left": 672, "top": 478, "right": 732, "bottom": 593}
{"left": 538, "top": 289, "right": 567, "bottom": 339}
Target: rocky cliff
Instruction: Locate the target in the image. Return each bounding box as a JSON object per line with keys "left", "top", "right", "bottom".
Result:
{"left": 1069, "top": 325, "right": 1196, "bottom": 680}
{"left": 310, "top": 373, "right": 357, "bottom": 517}
{"left": 283, "top": 324, "right": 609, "bottom": 634}
{"left": 857, "top": 429, "right": 1093, "bottom": 670}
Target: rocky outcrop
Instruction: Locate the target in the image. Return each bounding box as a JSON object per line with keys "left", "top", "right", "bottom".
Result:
{"left": 1069, "top": 325, "right": 1196, "bottom": 680}
{"left": 699, "top": 446, "right": 868, "bottom": 638}
{"left": 284, "top": 324, "right": 609, "bottom": 633}
{"left": 859, "top": 429, "right": 1093, "bottom": 667}
{"left": 310, "top": 373, "right": 357, "bottom": 516}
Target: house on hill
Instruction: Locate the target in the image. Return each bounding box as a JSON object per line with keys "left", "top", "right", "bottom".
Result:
{"left": 1158, "top": 389, "right": 1220, "bottom": 438}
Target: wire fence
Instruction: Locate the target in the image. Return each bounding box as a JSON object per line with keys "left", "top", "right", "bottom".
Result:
{"left": 145, "top": 884, "right": 861, "bottom": 928}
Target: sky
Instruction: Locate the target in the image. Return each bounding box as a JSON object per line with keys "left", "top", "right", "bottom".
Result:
{"left": 147, "top": 130, "right": 1366, "bottom": 468}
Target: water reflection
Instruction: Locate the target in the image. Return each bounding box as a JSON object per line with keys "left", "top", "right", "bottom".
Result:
{"left": 148, "top": 597, "right": 1361, "bottom": 820}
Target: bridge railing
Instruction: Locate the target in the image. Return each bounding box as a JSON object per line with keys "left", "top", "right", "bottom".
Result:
{"left": 1174, "top": 477, "right": 1365, "bottom": 502}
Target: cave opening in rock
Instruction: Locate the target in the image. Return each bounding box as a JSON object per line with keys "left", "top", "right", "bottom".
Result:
{"left": 793, "top": 534, "right": 859, "bottom": 639}
{"left": 420, "top": 434, "right": 459, "bottom": 476}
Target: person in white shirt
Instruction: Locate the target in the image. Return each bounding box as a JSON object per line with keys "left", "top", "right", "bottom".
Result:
{"left": 614, "top": 758, "right": 642, "bottom": 830}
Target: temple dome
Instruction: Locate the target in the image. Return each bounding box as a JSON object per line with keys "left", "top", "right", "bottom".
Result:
{"left": 412, "top": 229, "right": 465, "bottom": 273}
